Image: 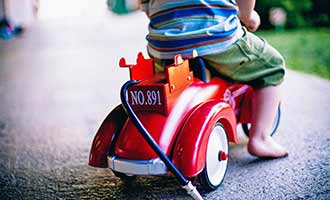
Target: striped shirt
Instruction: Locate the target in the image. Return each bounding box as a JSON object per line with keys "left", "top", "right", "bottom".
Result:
{"left": 141, "top": 0, "right": 244, "bottom": 59}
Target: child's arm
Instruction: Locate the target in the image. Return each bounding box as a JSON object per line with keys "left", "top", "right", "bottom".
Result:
{"left": 235, "top": 0, "right": 260, "bottom": 32}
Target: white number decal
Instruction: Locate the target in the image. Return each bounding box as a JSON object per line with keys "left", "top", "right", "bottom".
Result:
{"left": 130, "top": 90, "right": 162, "bottom": 106}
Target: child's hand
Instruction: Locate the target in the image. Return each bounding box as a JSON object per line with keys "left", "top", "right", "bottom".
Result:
{"left": 241, "top": 10, "right": 260, "bottom": 32}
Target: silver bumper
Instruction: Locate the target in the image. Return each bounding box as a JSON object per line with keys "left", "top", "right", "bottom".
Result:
{"left": 108, "top": 155, "right": 168, "bottom": 175}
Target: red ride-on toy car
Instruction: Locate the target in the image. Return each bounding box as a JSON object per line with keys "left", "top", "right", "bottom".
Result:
{"left": 88, "top": 52, "right": 281, "bottom": 199}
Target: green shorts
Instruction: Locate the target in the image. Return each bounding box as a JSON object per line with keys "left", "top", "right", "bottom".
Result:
{"left": 153, "top": 28, "right": 285, "bottom": 88}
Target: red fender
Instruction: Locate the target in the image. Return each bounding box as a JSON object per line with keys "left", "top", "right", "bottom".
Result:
{"left": 238, "top": 88, "right": 253, "bottom": 124}
{"left": 88, "top": 105, "right": 127, "bottom": 168}
{"left": 172, "top": 100, "right": 237, "bottom": 177}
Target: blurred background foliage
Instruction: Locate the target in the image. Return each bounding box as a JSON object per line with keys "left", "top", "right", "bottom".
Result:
{"left": 254, "top": 0, "right": 330, "bottom": 79}
{"left": 255, "top": 0, "right": 330, "bottom": 29}
{"left": 257, "top": 29, "right": 330, "bottom": 79}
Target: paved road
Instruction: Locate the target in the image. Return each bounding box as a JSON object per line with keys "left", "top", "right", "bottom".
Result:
{"left": 0, "top": 13, "right": 329, "bottom": 200}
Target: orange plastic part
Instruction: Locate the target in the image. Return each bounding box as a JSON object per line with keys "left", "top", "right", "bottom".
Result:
{"left": 119, "top": 52, "right": 155, "bottom": 81}
{"left": 121, "top": 53, "right": 194, "bottom": 115}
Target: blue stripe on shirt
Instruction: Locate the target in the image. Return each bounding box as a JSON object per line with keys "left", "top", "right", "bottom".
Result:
{"left": 143, "top": 0, "right": 243, "bottom": 59}
{"left": 150, "top": 7, "right": 237, "bottom": 27}
{"left": 147, "top": 26, "right": 237, "bottom": 49}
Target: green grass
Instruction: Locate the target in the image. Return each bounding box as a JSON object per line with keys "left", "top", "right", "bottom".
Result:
{"left": 257, "top": 28, "right": 330, "bottom": 79}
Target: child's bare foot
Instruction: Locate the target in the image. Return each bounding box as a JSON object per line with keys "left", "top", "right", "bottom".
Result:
{"left": 248, "top": 136, "right": 288, "bottom": 158}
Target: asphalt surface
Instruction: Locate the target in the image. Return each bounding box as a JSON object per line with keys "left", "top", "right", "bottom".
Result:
{"left": 0, "top": 12, "right": 330, "bottom": 200}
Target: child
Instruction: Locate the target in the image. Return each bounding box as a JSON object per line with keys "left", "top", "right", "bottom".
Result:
{"left": 140, "top": 0, "right": 288, "bottom": 158}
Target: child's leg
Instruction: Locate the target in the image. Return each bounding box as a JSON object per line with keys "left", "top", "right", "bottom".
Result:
{"left": 247, "top": 85, "right": 288, "bottom": 158}
{"left": 204, "top": 29, "right": 288, "bottom": 158}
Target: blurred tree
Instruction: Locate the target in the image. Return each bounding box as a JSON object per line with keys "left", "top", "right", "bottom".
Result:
{"left": 255, "top": 0, "right": 314, "bottom": 29}
{"left": 310, "top": 0, "right": 330, "bottom": 27}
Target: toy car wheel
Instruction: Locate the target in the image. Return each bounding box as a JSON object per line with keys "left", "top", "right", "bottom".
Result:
{"left": 112, "top": 170, "right": 136, "bottom": 182}
{"left": 242, "top": 105, "right": 281, "bottom": 137}
{"left": 198, "top": 122, "right": 229, "bottom": 191}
